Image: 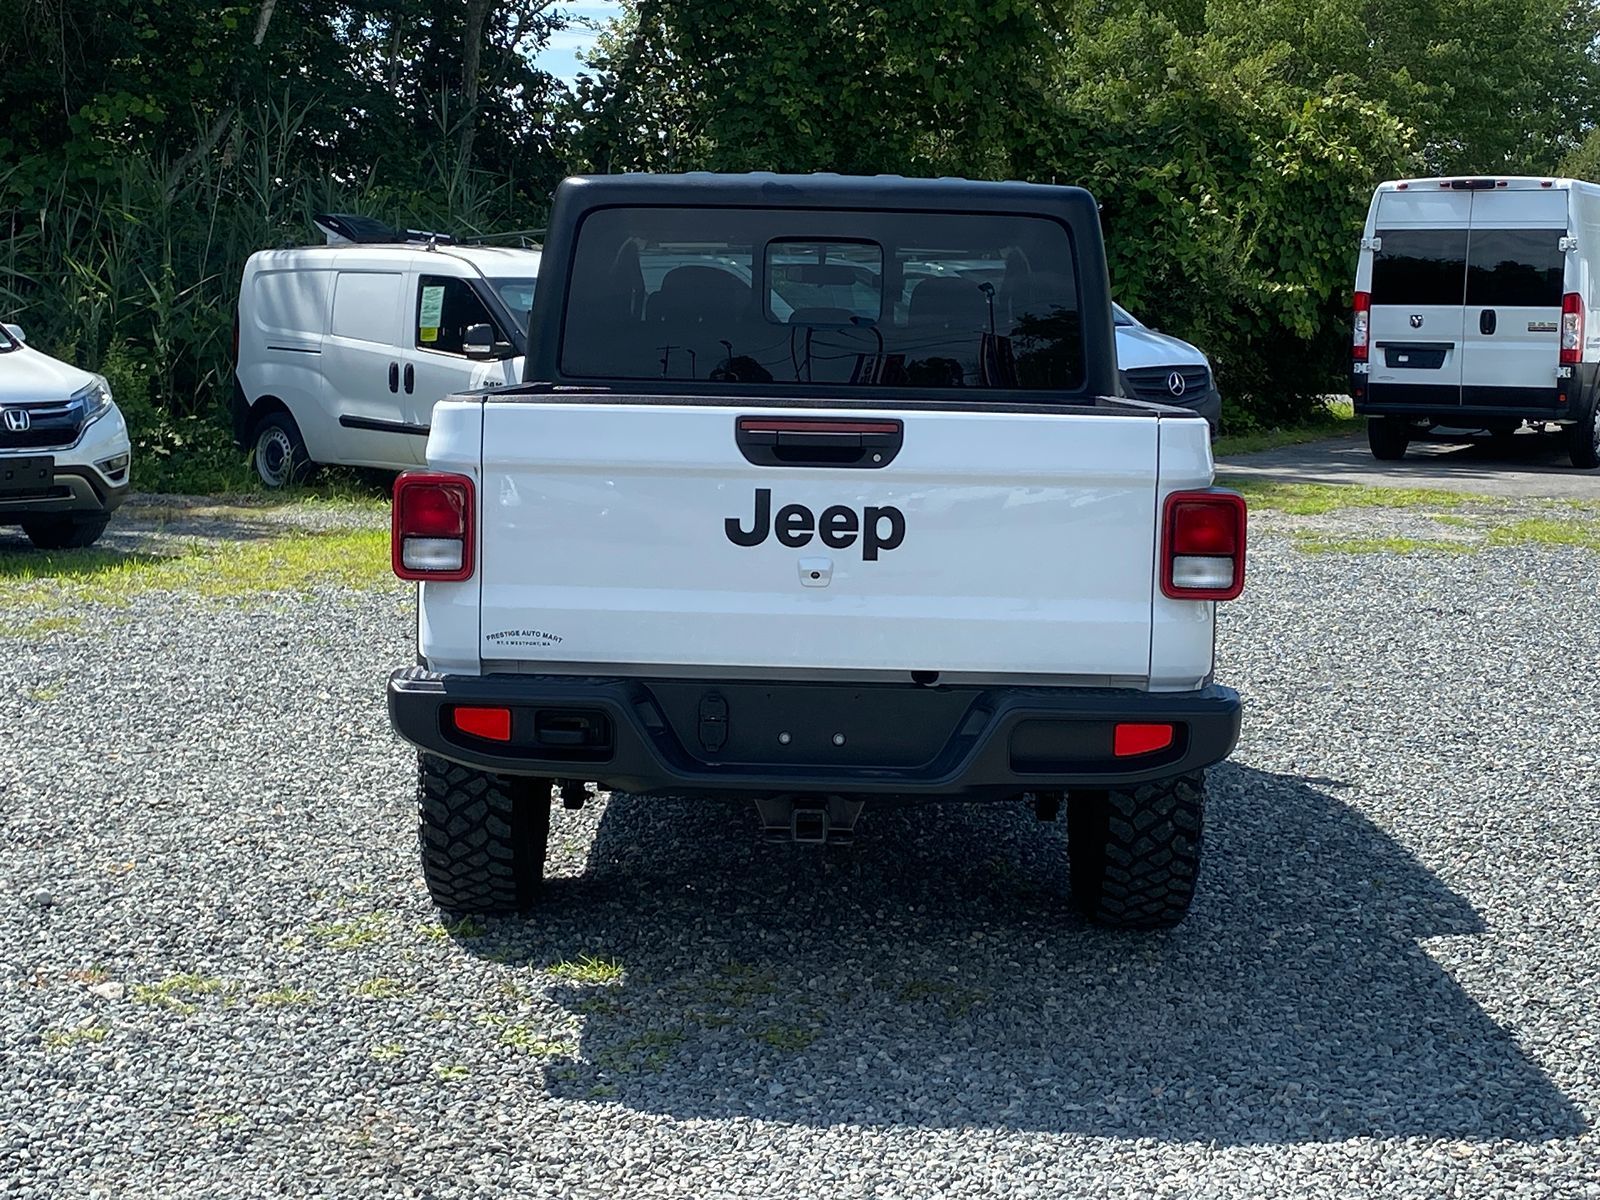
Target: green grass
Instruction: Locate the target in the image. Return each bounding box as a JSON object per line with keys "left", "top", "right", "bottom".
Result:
{"left": 1292, "top": 534, "right": 1475, "bottom": 556}
{"left": 597, "top": 1029, "right": 683, "bottom": 1073}
{"left": 1219, "top": 477, "right": 1494, "bottom": 515}
{"left": 1213, "top": 398, "right": 1356, "bottom": 457}
{"left": 352, "top": 977, "right": 415, "bottom": 1000}
{"left": 16, "top": 615, "right": 84, "bottom": 639}
{"left": 433, "top": 1062, "right": 470, "bottom": 1081}
{"left": 42, "top": 1024, "right": 110, "bottom": 1050}
{"left": 758, "top": 1023, "right": 819, "bottom": 1052}
{"left": 0, "top": 527, "right": 391, "bottom": 607}
{"left": 370, "top": 1043, "right": 406, "bottom": 1061}
{"left": 253, "top": 986, "right": 316, "bottom": 1007}
{"left": 129, "top": 973, "right": 233, "bottom": 1014}
{"left": 500, "top": 1024, "right": 578, "bottom": 1057}
{"left": 546, "top": 954, "right": 624, "bottom": 985}
{"left": 307, "top": 912, "right": 390, "bottom": 951}
{"left": 1485, "top": 517, "right": 1600, "bottom": 551}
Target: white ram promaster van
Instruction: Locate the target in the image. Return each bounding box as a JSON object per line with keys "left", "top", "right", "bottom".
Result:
{"left": 1353, "top": 176, "right": 1600, "bottom": 467}
{"left": 233, "top": 216, "right": 539, "bottom": 486}
{"left": 386, "top": 174, "right": 1246, "bottom": 932}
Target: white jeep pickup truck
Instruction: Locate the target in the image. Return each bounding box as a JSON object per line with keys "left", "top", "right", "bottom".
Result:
{"left": 386, "top": 174, "right": 1245, "bottom": 930}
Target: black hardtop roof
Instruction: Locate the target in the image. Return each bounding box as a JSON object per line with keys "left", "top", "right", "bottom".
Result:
{"left": 555, "top": 171, "right": 1095, "bottom": 213}
{"left": 524, "top": 171, "right": 1117, "bottom": 398}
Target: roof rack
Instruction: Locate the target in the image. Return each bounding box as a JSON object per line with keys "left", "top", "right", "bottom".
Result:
{"left": 312, "top": 213, "right": 456, "bottom": 246}
{"left": 311, "top": 214, "right": 543, "bottom": 249}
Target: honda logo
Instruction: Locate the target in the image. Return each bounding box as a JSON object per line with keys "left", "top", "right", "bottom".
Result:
{"left": 1, "top": 408, "right": 30, "bottom": 433}
{"left": 1167, "top": 371, "right": 1187, "bottom": 397}
{"left": 1410, "top": 314, "right": 1425, "bottom": 329}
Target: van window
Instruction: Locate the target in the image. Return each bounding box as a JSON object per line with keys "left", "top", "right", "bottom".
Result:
{"left": 416, "top": 275, "right": 497, "bottom": 355}
{"left": 561, "top": 206, "right": 1083, "bottom": 391}
{"left": 253, "top": 269, "right": 331, "bottom": 337}
{"left": 331, "top": 272, "right": 401, "bottom": 344}
{"left": 1371, "top": 229, "right": 1467, "bottom": 306}
{"left": 1465, "top": 229, "right": 1565, "bottom": 307}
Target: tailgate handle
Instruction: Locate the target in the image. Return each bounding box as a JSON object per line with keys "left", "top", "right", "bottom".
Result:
{"left": 735, "top": 417, "right": 903, "bottom": 469}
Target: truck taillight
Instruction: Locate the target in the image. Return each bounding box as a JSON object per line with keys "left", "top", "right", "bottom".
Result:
{"left": 1352, "top": 291, "right": 1371, "bottom": 362}
{"left": 1162, "top": 490, "right": 1246, "bottom": 601}
{"left": 393, "top": 471, "right": 475, "bottom": 582}
{"left": 1562, "top": 292, "right": 1584, "bottom": 366}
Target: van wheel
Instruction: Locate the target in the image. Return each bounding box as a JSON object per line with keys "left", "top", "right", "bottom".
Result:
{"left": 417, "top": 753, "right": 550, "bottom": 916}
{"left": 20, "top": 514, "right": 110, "bottom": 550}
{"left": 1066, "top": 774, "right": 1204, "bottom": 931}
{"left": 1367, "top": 417, "right": 1410, "bottom": 461}
{"left": 1567, "top": 405, "right": 1600, "bottom": 469}
{"left": 252, "top": 412, "right": 314, "bottom": 488}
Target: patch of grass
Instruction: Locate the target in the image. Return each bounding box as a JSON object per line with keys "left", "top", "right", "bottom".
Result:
{"left": 1213, "top": 398, "right": 1356, "bottom": 457}
{"left": 758, "top": 1023, "right": 819, "bottom": 1052}
{"left": 370, "top": 1043, "right": 405, "bottom": 1061}
{"left": 597, "top": 1029, "right": 683, "bottom": 1073}
{"left": 307, "top": 912, "right": 390, "bottom": 951}
{"left": 1292, "top": 533, "right": 1476, "bottom": 556}
{"left": 1218, "top": 477, "right": 1491, "bottom": 515}
{"left": 352, "top": 977, "right": 415, "bottom": 1001}
{"left": 546, "top": 954, "right": 624, "bottom": 985}
{"left": 42, "top": 1023, "right": 109, "bottom": 1049}
{"left": 896, "top": 979, "right": 990, "bottom": 1019}
{"left": 15, "top": 614, "right": 83, "bottom": 639}
{"left": 500, "top": 1024, "right": 578, "bottom": 1057}
{"left": 130, "top": 972, "right": 233, "bottom": 1014}
{"left": 0, "top": 527, "right": 391, "bottom": 607}
{"left": 1485, "top": 517, "right": 1600, "bottom": 551}
{"left": 418, "top": 916, "right": 488, "bottom": 941}
{"left": 27, "top": 685, "right": 62, "bottom": 702}
{"left": 254, "top": 986, "right": 315, "bottom": 1007}
{"left": 433, "top": 1062, "right": 470, "bottom": 1081}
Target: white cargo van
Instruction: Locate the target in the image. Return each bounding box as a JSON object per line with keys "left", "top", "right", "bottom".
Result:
{"left": 233, "top": 217, "right": 539, "bottom": 486}
{"left": 1352, "top": 176, "right": 1600, "bottom": 468}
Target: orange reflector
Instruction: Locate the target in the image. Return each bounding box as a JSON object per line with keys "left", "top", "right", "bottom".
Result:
{"left": 453, "top": 706, "right": 512, "bottom": 742}
{"left": 1114, "top": 723, "right": 1174, "bottom": 757}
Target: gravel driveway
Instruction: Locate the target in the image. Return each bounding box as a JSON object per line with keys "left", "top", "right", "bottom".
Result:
{"left": 2, "top": 496, "right": 1597, "bottom": 1198}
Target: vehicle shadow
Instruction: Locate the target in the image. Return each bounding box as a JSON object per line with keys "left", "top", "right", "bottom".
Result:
{"left": 1221, "top": 427, "right": 1591, "bottom": 489}
{"left": 459, "top": 763, "right": 1584, "bottom": 1144}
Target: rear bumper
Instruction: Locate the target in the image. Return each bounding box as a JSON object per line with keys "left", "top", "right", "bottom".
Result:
{"left": 387, "top": 669, "right": 1242, "bottom": 797}
{"left": 1353, "top": 379, "right": 1572, "bottom": 422}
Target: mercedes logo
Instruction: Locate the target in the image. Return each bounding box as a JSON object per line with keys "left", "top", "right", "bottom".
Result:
{"left": 1166, "top": 371, "right": 1187, "bottom": 397}
{"left": 1410, "top": 314, "right": 1425, "bottom": 329}
{"left": 2, "top": 408, "right": 30, "bottom": 433}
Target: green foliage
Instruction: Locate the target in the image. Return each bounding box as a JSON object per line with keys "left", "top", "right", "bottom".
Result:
{"left": 573, "top": 0, "right": 1600, "bottom": 427}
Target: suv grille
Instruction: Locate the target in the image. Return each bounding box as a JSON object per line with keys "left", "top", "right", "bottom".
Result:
{"left": 0, "top": 399, "right": 88, "bottom": 450}
{"left": 1124, "top": 365, "right": 1211, "bottom": 404}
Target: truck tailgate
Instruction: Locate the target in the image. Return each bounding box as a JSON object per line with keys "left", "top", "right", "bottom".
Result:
{"left": 477, "top": 402, "right": 1160, "bottom": 680}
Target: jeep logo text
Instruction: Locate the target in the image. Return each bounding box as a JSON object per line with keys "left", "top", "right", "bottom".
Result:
{"left": 726, "top": 488, "right": 905, "bottom": 560}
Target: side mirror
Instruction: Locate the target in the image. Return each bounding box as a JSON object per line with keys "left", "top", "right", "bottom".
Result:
{"left": 463, "top": 323, "right": 495, "bottom": 359}
{"left": 3, "top": 323, "right": 25, "bottom": 344}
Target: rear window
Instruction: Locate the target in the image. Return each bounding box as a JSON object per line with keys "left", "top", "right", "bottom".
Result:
{"left": 1465, "top": 228, "right": 1565, "bottom": 307}
{"left": 560, "top": 207, "right": 1083, "bottom": 391}
{"left": 1371, "top": 229, "right": 1467, "bottom": 306}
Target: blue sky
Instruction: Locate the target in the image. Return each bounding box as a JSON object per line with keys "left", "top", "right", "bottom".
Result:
{"left": 534, "top": 2, "right": 622, "bottom": 85}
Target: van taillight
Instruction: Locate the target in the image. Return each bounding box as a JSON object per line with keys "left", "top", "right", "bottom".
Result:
{"left": 393, "top": 471, "right": 475, "bottom": 582}
{"left": 1162, "top": 491, "right": 1246, "bottom": 601}
{"left": 1562, "top": 293, "right": 1584, "bottom": 366}
{"left": 1353, "top": 291, "right": 1371, "bottom": 362}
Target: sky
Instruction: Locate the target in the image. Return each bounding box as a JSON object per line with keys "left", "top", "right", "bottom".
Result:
{"left": 533, "top": 2, "right": 622, "bottom": 85}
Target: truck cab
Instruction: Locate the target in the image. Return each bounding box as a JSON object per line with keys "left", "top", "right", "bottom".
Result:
{"left": 386, "top": 174, "right": 1245, "bottom": 931}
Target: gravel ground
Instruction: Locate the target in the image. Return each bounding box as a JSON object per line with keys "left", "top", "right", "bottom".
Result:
{"left": 1, "top": 498, "right": 1598, "bottom": 1198}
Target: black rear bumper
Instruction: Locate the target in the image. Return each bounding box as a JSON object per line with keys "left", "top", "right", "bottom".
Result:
{"left": 387, "top": 669, "right": 1242, "bottom": 798}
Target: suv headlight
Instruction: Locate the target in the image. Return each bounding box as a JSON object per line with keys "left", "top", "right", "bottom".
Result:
{"left": 72, "top": 375, "right": 113, "bottom": 423}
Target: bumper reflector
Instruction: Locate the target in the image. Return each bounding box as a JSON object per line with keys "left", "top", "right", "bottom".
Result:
{"left": 1114, "top": 723, "right": 1175, "bottom": 757}
{"left": 452, "top": 705, "right": 512, "bottom": 742}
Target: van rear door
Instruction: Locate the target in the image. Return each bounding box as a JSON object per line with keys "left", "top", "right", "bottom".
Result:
{"left": 1457, "top": 190, "right": 1567, "bottom": 410}
{"left": 1368, "top": 190, "right": 1471, "bottom": 407}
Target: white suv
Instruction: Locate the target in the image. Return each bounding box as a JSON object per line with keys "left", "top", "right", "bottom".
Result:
{"left": 0, "top": 323, "right": 130, "bottom": 549}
